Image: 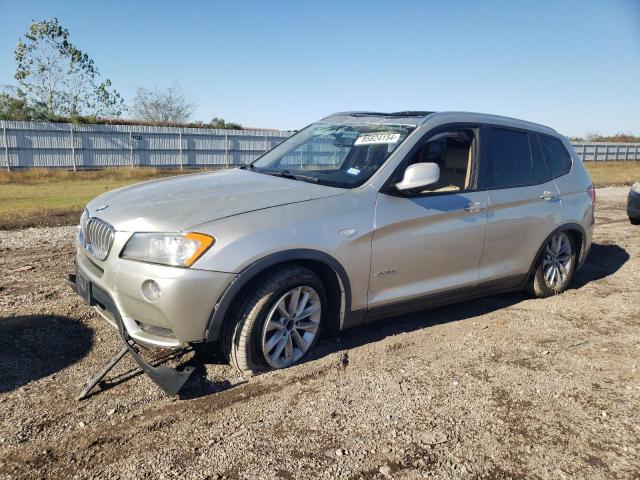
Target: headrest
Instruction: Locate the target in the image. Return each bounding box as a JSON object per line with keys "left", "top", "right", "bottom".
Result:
{"left": 445, "top": 144, "right": 469, "bottom": 170}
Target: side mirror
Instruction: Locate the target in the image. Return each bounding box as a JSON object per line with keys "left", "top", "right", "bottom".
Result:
{"left": 395, "top": 162, "right": 440, "bottom": 192}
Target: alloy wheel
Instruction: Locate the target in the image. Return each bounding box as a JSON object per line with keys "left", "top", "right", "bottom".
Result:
{"left": 261, "top": 286, "right": 321, "bottom": 368}
{"left": 542, "top": 232, "right": 573, "bottom": 290}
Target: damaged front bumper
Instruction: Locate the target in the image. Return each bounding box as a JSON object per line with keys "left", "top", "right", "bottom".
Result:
{"left": 68, "top": 269, "right": 195, "bottom": 397}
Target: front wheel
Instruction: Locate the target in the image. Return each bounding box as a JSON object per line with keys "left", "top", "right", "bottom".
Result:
{"left": 225, "top": 266, "right": 325, "bottom": 376}
{"left": 527, "top": 231, "right": 577, "bottom": 298}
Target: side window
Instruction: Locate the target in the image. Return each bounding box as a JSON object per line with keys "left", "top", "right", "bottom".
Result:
{"left": 529, "top": 133, "right": 551, "bottom": 184}
{"left": 398, "top": 129, "right": 476, "bottom": 193}
{"left": 538, "top": 135, "right": 572, "bottom": 178}
{"left": 486, "top": 127, "right": 533, "bottom": 189}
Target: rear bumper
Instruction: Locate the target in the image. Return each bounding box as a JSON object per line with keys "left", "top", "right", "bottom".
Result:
{"left": 579, "top": 215, "right": 595, "bottom": 269}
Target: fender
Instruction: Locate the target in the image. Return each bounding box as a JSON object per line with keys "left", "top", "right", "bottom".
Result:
{"left": 205, "top": 249, "right": 352, "bottom": 342}
{"left": 525, "top": 222, "right": 588, "bottom": 281}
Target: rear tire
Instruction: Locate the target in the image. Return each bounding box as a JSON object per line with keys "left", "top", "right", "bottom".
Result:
{"left": 224, "top": 266, "right": 325, "bottom": 376}
{"left": 527, "top": 231, "right": 577, "bottom": 298}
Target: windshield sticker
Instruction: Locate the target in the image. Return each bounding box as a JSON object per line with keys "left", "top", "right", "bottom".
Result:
{"left": 347, "top": 167, "right": 361, "bottom": 175}
{"left": 354, "top": 132, "right": 401, "bottom": 145}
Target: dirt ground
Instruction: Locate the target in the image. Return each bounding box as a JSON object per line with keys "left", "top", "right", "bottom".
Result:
{"left": 0, "top": 187, "right": 638, "bottom": 479}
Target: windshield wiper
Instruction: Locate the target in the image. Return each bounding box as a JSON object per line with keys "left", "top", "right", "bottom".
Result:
{"left": 261, "top": 170, "right": 319, "bottom": 184}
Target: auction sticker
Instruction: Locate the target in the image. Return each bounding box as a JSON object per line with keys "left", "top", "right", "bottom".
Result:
{"left": 354, "top": 132, "right": 401, "bottom": 145}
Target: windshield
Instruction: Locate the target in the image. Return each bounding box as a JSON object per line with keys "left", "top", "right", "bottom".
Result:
{"left": 248, "top": 122, "right": 415, "bottom": 188}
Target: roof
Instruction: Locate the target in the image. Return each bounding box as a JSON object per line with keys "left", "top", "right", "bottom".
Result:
{"left": 322, "top": 110, "right": 558, "bottom": 135}
{"left": 430, "top": 111, "right": 558, "bottom": 134}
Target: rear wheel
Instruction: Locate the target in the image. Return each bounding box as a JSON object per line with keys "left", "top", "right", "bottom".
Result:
{"left": 224, "top": 266, "right": 325, "bottom": 376}
{"left": 527, "top": 231, "right": 576, "bottom": 298}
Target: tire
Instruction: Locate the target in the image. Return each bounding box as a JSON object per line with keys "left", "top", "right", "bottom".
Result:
{"left": 630, "top": 217, "right": 640, "bottom": 225}
{"left": 224, "top": 266, "right": 325, "bottom": 376}
{"left": 527, "top": 231, "right": 577, "bottom": 298}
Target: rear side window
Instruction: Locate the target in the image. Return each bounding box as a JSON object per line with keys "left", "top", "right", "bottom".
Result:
{"left": 538, "top": 135, "right": 572, "bottom": 178}
{"left": 486, "top": 127, "right": 533, "bottom": 189}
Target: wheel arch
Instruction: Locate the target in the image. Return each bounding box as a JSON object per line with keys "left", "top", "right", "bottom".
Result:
{"left": 526, "top": 223, "right": 587, "bottom": 282}
{"left": 205, "top": 249, "right": 351, "bottom": 342}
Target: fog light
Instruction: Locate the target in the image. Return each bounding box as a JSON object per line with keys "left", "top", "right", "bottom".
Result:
{"left": 141, "top": 280, "right": 162, "bottom": 301}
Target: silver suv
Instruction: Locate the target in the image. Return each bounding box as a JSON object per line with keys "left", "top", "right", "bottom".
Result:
{"left": 71, "top": 111, "right": 595, "bottom": 382}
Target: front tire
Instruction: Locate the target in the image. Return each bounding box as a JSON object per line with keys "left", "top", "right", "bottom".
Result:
{"left": 225, "top": 266, "right": 325, "bottom": 376}
{"left": 527, "top": 231, "right": 577, "bottom": 298}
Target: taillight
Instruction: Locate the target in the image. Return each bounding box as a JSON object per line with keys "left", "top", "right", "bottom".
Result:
{"left": 587, "top": 184, "right": 596, "bottom": 207}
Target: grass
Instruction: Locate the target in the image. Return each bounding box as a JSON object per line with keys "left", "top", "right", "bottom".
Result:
{"left": 0, "top": 168, "right": 202, "bottom": 230}
{"left": 0, "top": 162, "right": 638, "bottom": 230}
{"left": 583, "top": 161, "right": 640, "bottom": 188}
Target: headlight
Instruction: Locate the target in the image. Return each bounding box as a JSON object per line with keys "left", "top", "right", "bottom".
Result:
{"left": 632, "top": 181, "right": 640, "bottom": 193}
{"left": 121, "top": 232, "right": 215, "bottom": 267}
{"left": 78, "top": 209, "right": 88, "bottom": 246}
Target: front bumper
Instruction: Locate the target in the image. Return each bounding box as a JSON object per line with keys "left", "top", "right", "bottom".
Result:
{"left": 628, "top": 189, "right": 640, "bottom": 219}
{"left": 68, "top": 271, "right": 196, "bottom": 396}
{"left": 75, "top": 236, "right": 235, "bottom": 348}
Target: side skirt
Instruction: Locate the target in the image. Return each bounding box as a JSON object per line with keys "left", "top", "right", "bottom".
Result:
{"left": 343, "top": 274, "right": 527, "bottom": 329}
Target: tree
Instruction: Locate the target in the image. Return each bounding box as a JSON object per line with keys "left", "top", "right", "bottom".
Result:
{"left": 130, "top": 85, "right": 196, "bottom": 124}
{"left": 0, "top": 84, "right": 48, "bottom": 121}
{"left": 585, "top": 131, "right": 640, "bottom": 143}
{"left": 209, "top": 117, "right": 243, "bottom": 130}
{"left": 0, "top": 85, "right": 29, "bottom": 120}
{"left": 14, "top": 18, "right": 124, "bottom": 118}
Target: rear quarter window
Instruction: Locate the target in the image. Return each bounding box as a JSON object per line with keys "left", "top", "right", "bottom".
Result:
{"left": 538, "top": 135, "right": 572, "bottom": 178}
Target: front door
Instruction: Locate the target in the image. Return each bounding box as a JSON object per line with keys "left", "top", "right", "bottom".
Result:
{"left": 368, "top": 126, "right": 488, "bottom": 309}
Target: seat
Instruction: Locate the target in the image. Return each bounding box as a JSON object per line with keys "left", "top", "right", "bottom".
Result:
{"left": 345, "top": 144, "right": 388, "bottom": 171}
{"left": 464, "top": 138, "right": 475, "bottom": 188}
{"left": 434, "top": 142, "right": 469, "bottom": 191}
{"left": 366, "top": 144, "right": 389, "bottom": 169}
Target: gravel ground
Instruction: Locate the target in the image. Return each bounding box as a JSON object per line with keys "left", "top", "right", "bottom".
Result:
{"left": 0, "top": 187, "right": 638, "bottom": 479}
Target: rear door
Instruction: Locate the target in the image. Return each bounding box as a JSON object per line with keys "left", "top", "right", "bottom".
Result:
{"left": 478, "top": 126, "right": 562, "bottom": 283}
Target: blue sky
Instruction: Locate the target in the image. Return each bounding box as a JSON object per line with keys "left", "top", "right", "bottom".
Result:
{"left": 0, "top": 0, "right": 638, "bottom": 136}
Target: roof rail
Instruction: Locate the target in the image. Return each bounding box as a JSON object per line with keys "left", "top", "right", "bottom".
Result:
{"left": 322, "top": 111, "right": 435, "bottom": 120}
{"left": 389, "top": 111, "right": 434, "bottom": 117}
{"left": 424, "top": 111, "right": 557, "bottom": 132}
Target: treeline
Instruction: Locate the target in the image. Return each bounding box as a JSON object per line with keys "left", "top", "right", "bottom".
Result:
{"left": 0, "top": 96, "right": 243, "bottom": 130}
{"left": 570, "top": 133, "right": 640, "bottom": 143}
{"left": 0, "top": 88, "right": 243, "bottom": 129}
{"left": 0, "top": 18, "right": 243, "bottom": 130}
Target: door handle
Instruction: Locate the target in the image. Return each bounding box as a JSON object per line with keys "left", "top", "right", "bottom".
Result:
{"left": 540, "top": 191, "right": 559, "bottom": 200}
{"left": 464, "top": 201, "right": 488, "bottom": 212}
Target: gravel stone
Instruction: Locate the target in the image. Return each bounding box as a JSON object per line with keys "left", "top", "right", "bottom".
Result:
{"left": 0, "top": 187, "right": 638, "bottom": 479}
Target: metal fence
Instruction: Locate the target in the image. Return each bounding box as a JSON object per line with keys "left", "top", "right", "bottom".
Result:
{"left": 568, "top": 142, "right": 640, "bottom": 162}
{"left": 1, "top": 120, "right": 639, "bottom": 170}
{"left": 0, "top": 121, "right": 293, "bottom": 170}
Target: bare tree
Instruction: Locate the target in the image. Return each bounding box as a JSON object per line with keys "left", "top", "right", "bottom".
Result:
{"left": 131, "top": 85, "right": 196, "bottom": 124}
{"left": 14, "top": 18, "right": 124, "bottom": 117}
{"left": 585, "top": 132, "right": 600, "bottom": 142}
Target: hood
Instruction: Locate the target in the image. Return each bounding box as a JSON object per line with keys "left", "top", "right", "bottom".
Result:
{"left": 86, "top": 168, "right": 345, "bottom": 231}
